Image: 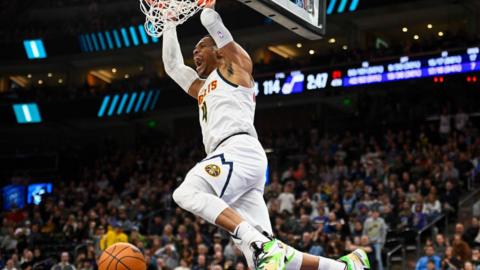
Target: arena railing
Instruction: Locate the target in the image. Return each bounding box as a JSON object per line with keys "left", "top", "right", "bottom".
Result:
{"left": 385, "top": 243, "right": 405, "bottom": 270}
{"left": 415, "top": 214, "right": 445, "bottom": 258}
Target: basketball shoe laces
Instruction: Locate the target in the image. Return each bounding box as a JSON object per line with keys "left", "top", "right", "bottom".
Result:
{"left": 251, "top": 234, "right": 287, "bottom": 270}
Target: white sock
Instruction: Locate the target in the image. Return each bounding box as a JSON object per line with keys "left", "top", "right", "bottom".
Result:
{"left": 285, "top": 246, "right": 303, "bottom": 270}
{"left": 233, "top": 221, "right": 270, "bottom": 247}
{"left": 318, "top": 257, "right": 346, "bottom": 270}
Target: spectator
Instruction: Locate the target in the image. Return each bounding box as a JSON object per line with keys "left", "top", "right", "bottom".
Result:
{"left": 174, "top": 259, "right": 190, "bottom": 270}
{"left": 454, "top": 109, "right": 469, "bottom": 131}
{"left": 416, "top": 245, "right": 441, "bottom": 270}
{"left": 464, "top": 218, "right": 480, "bottom": 247}
{"left": 363, "top": 209, "right": 387, "bottom": 270}
{"left": 99, "top": 222, "right": 128, "bottom": 250}
{"left": 155, "top": 257, "right": 166, "bottom": 270}
{"left": 51, "top": 252, "right": 76, "bottom": 270}
{"left": 441, "top": 181, "right": 459, "bottom": 218}
{"left": 192, "top": 254, "right": 207, "bottom": 270}
{"left": 433, "top": 234, "right": 447, "bottom": 258}
{"left": 412, "top": 204, "right": 428, "bottom": 230}
{"left": 471, "top": 249, "right": 480, "bottom": 269}
{"left": 452, "top": 234, "right": 472, "bottom": 266}
{"left": 426, "top": 260, "right": 437, "bottom": 270}
{"left": 442, "top": 246, "right": 462, "bottom": 270}
{"left": 19, "top": 250, "right": 33, "bottom": 270}
{"left": 2, "top": 260, "right": 18, "bottom": 270}
{"left": 439, "top": 109, "right": 451, "bottom": 139}
{"left": 1, "top": 228, "right": 18, "bottom": 252}
{"left": 154, "top": 244, "right": 179, "bottom": 270}
{"left": 278, "top": 182, "right": 295, "bottom": 214}
{"left": 424, "top": 193, "right": 442, "bottom": 221}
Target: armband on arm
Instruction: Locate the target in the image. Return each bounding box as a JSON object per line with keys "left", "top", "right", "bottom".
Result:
{"left": 162, "top": 27, "right": 199, "bottom": 93}
{"left": 200, "top": 8, "right": 234, "bottom": 48}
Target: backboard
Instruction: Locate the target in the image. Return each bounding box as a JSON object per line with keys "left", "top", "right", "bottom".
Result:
{"left": 237, "top": 0, "right": 326, "bottom": 40}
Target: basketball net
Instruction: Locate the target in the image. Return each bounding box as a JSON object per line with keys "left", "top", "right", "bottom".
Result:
{"left": 140, "top": 0, "right": 207, "bottom": 38}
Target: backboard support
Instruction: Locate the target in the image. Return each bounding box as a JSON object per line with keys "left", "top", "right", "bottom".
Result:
{"left": 236, "top": 0, "right": 326, "bottom": 40}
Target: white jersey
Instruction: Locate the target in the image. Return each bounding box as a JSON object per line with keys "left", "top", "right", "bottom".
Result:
{"left": 197, "top": 69, "right": 258, "bottom": 154}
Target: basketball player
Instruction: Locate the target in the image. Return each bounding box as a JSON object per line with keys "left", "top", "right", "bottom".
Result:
{"left": 161, "top": 2, "right": 370, "bottom": 270}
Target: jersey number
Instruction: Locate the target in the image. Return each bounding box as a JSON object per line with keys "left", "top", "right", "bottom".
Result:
{"left": 201, "top": 102, "right": 208, "bottom": 122}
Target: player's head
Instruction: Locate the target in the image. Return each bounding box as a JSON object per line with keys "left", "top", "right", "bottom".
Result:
{"left": 193, "top": 35, "right": 221, "bottom": 78}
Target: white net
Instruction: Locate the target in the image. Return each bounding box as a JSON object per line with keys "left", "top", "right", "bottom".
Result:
{"left": 140, "top": 0, "right": 204, "bottom": 38}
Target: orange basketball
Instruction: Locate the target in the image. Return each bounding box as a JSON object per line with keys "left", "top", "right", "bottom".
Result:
{"left": 97, "top": 243, "right": 146, "bottom": 270}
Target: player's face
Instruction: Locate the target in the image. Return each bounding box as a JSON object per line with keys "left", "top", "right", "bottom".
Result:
{"left": 193, "top": 37, "right": 219, "bottom": 78}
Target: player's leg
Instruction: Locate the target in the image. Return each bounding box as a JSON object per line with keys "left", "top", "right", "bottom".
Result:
{"left": 173, "top": 143, "right": 287, "bottom": 270}
{"left": 229, "top": 188, "right": 274, "bottom": 269}
{"left": 230, "top": 188, "right": 353, "bottom": 270}
{"left": 172, "top": 170, "right": 269, "bottom": 244}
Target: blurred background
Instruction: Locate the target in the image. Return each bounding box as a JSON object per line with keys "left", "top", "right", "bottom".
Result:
{"left": 0, "top": 0, "right": 480, "bottom": 270}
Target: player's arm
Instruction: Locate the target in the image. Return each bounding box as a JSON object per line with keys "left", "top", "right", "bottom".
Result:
{"left": 162, "top": 27, "right": 203, "bottom": 99}
{"left": 200, "top": 6, "right": 253, "bottom": 74}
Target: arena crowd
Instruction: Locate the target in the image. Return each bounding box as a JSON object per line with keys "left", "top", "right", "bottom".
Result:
{"left": 0, "top": 117, "right": 479, "bottom": 270}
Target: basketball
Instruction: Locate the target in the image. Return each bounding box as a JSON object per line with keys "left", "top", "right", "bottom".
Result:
{"left": 97, "top": 243, "right": 146, "bottom": 270}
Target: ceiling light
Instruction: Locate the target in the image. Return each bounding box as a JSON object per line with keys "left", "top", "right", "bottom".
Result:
{"left": 267, "top": 46, "right": 289, "bottom": 59}
{"left": 124, "top": 74, "right": 130, "bottom": 79}
{"left": 413, "top": 35, "right": 419, "bottom": 40}
{"left": 309, "top": 50, "right": 315, "bottom": 55}
{"left": 27, "top": 74, "right": 32, "bottom": 78}
{"left": 427, "top": 24, "right": 433, "bottom": 29}
{"left": 47, "top": 73, "right": 52, "bottom": 77}
{"left": 112, "top": 68, "right": 117, "bottom": 73}
{"left": 328, "top": 38, "right": 336, "bottom": 44}
{"left": 342, "top": 45, "right": 348, "bottom": 50}
{"left": 90, "top": 71, "right": 112, "bottom": 83}
{"left": 38, "top": 80, "right": 43, "bottom": 85}
{"left": 58, "top": 78, "right": 63, "bottom": 84}
{"left": 402, "top": 27, "right": 408, "bottom": 33}
{"left": 296, "top": 43, "right": 302, "bottom": 48}
{"left": 438, "top": 31, "right": 444, "bottom": 37}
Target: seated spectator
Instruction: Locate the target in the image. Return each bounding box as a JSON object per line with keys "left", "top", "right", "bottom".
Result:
{"left": 99, "top": 222, "right": 128, "bottom": 250}
{"left": 192, "top": 254, "right": 207, "bottom": 270}
{"left": 441, "top": 181, "right": 459, "bottom": 218}
{"left": 424, "top": 193, "right": 442, "bottom": 221}
{"left": 464, "top": 218, "right": 480, "bottom": 247}
{"left": 2, "top": 260, "right": 18, "bottom": 270}
{"left": 426, "top": 260, "right": 438, "bottom": 270}
{"left": 398, "top": 201, "right": 413, "bottom": 230}
{"left": 154, "top": 244, "right": 179, "bottom": 270}
{"left": 433, "top": 234, "right": 448, "bottom": 258}
{"left": 452, "top": 234, "right": 472, "bottom": 267}
{"left": 51, "top": 252, "right": 76, "bottom": 270}
{"left": 464, "top": 261, "right": 474, "bottom": 270}
{"left": 278, "top": 182, "right": 295, "bottom": 214}
{"left": 174, "top": 259, "right": 190, "bottom": 270}
{"left": 416, "top": 245, "right": 441, "bottom": 270}
{"left": 471, "top": 249, "right": 480, "bottom": 269}
{"left": 412, "top": 204, "right": 428, "bottom": 231}
{"left": 19, "top": 250, "right": 33, "bottom": 270}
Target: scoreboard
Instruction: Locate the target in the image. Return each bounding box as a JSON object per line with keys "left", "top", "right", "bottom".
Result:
{"left": 253, "top": 46, "right": 480, "bottom": 96}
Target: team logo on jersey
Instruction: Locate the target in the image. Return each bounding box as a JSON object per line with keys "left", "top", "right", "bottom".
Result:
{"left": 205, "top": 164, "right": 221, "bottom": 177}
